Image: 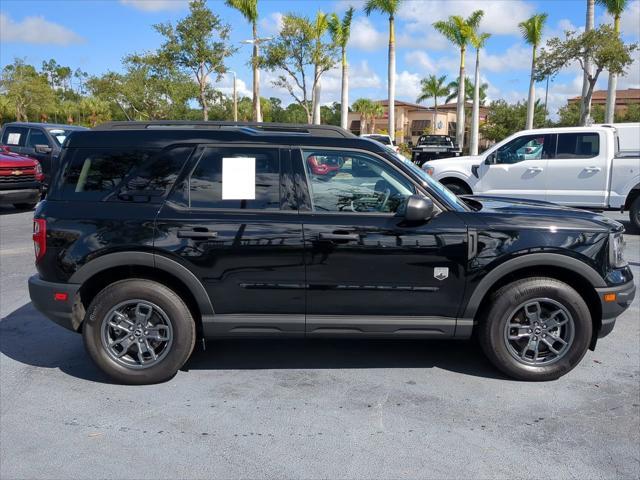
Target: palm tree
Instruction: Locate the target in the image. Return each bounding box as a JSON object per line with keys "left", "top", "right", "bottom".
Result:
{"left": 364, "top": 0, "right": 402, "bottom": 142}
{"left": 519, "top": 13, "right": 548, "bottom": 130}
{"left": 433, "top": 10, "right": 484, "bottom": 151}
{"left": 328, "top": 7, "right": 355, "bottom": 130}
{"left": 226, "top": 0, "right": 262, "bottom": 122}
{"left": 416, "top": 74, "right": 448, "bottom": 134}
{"left": 311, "top": 12, "right": 329, "bottom": 125}
{"left": 580, "top": 0, "right": 596, "bottom": 122}
{"left": 370, "top": 101, "right": 384, "bottom": 133}
{"left": 352, "top": 98, "right": 373, "bottom": 134}
{"left": 470, "top": 32, "right": 490, "bottom": 155}
{"left": 598, "top": 0, "right": 628, "bottom": 123}
{"left": 445, "top": 77, "right": 487, "bottom": 104}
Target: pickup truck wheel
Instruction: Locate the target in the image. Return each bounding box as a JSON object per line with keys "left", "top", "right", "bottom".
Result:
{"left": 82, "top": 279, "right": 196, "bottom": 385}
{"left": 629, "top": 196, "right": 640, "bottom": 231}
{"left": 478, "top": 277, "right": 592, "bottom": 381}
{"left": 442, "top": 181, "right": 471, "bottom": 196}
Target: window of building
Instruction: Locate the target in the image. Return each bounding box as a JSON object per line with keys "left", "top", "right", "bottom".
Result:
{"left": 411, "top": 120, "right": 431, "bottom": 137}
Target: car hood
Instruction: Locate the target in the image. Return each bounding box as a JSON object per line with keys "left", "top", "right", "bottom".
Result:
{"left": 462, "top": 195, "right": 624, "bottom": 233}
{"left": 0, "top": 152, "right": 38, "bottom": 167}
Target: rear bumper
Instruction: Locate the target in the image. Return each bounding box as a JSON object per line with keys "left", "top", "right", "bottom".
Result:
{"left": 28, "top": 275, "right": 82, "bottom": 332}
{"left": 595, "top": 280, "right": 636, "bottom": 338}
{"left": 0, "top": 188, "right": 41, "bottom": 206}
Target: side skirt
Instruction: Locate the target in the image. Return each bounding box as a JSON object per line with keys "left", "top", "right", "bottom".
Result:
{"left": 202, "top": 314, "right": 473, "bottom": 339}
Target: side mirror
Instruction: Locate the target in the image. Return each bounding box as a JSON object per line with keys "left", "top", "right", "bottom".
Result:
{"left": 484, "top": 153, "right": 495, "bottom": 165}
{"left": 35, "top": 144, "right": 52, "bottom": 154}
{"left": 403, "top": 195, "right": 434, "bottom": 222}
{"left": 392, "top": 140, "right": 397, "bottom": 146}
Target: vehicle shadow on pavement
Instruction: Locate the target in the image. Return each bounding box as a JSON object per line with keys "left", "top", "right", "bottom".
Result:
{"left": 0, "top": 303, "right": 111, "bottom": 383}
{"left": 1, "top": 303, "right": 509, "bottom": 382}
{"left": 0, "top": 205, "right": 34, "bottom": 216}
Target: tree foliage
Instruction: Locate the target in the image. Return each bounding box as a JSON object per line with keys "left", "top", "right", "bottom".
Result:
{"left": 480, "top": 99, "right": 547, "bottom": 142}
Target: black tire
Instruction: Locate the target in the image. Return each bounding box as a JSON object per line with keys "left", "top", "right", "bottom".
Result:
{"left": 442, "top": 181, "right": 471, "bottom": 196}
{"left": 629, "top": 195, "right": 640, "bottom": 232}
{"left": 13, "top": 203, "right": 37, "bottom": 210}
{"left": 478, "top": 277, "right": 592, "bottom": 381}
{"left": 83, "top": 279, "right": 196, "bottom": 385}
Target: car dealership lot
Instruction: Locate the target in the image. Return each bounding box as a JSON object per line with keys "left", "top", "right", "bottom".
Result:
{"left": 1, "top": 207, "right": 638, "bottom": 479}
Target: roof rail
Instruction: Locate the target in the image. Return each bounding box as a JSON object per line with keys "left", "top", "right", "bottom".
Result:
{"left": 93, "top": 121, "right": 356, "bottom": 138}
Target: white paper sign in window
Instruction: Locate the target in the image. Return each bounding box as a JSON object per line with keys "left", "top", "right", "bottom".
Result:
{"left": 222, "top": 157, "right": 256, "bottom": 200}
{"left": 7, "top": 133, "right": 21, "bottom": 145}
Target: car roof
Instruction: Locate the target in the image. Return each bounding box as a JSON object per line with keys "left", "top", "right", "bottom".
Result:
{"left": 2, "top": 122, "right": 88, "bottom": 131}
{"left": 67, "top": 121, "right": 385, "bottom": 152}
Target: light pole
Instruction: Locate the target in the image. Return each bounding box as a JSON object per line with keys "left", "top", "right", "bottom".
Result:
{"left": 240, "top": 37, "right": 272, "bottom": 123}
{"left": 228, "top": 70, "right": 238, "bottom": 122}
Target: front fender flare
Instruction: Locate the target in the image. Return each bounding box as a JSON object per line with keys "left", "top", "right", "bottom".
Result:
{"left": 462, "top": 253, "right": 606, "bottom": 320}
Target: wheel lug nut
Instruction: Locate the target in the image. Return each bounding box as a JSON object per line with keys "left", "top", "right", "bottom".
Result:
{"left": 528, "top": 329, "right": 532, "bottom": 333}
{"left": 534, "top": 336, "right": 538, "bottom": 340}
{"left": 144, "top": 331, "right": 148, "bottom": 335}
{"left": 543, "top": 334, "right": 546, "bottom": 338}
{"left": 129, "top": 336, "right": 134, "bottom": 340}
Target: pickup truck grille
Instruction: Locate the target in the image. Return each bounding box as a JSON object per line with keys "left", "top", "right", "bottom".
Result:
{"left": 0, "top": 166, "right": 36, "bottom": 183}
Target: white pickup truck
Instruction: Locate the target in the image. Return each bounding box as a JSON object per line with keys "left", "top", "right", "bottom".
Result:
{"left": 422, "top": 124, "right": 640, "bottom": 229}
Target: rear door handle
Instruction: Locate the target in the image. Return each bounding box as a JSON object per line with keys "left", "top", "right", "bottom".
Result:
{"left": 527, "top": 166, "right": 544, "bottom": 172}
{"left": 318, "top": 232, "right": 360, "bottom": 242}
{"left": 178, "top": 229, "right": 218, "bottom": 239}
{"left": 584, "top": 166, "right": 601, "bottom": 172}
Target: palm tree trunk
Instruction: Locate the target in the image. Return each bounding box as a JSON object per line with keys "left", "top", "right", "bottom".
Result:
{"left": 456, "top": 47, "right": 466, "bottom": 150}
{"left": 605, "top": 15, "right": 621, "bottom": 123}
{"left": 433, "top": 99, "right": 438, "bottom": 133}
{"left": 470, "top": 49, "right": 481, "bottom": 155}
{"left": 252, "top": 22, "right": 262, "bottom": 123}
{"left": 388, "top": 16, "right": 396, "bottom": 141}
{"left": 580, "top": 0, "right": 595, "bottom": 123}
{"left": 312, "top": 64, "right": 322, "bottom": 125}
{"left": 525, "top": 46, "right": 536, "bottom": 130}
{"left": 341, "top": 49, "right": 349, "bottom": 130}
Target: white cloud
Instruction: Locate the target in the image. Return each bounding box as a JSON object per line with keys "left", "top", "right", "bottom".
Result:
{"left": 320, "top": 60, "right": 383, "bottom": 95}
{"left": 399, "top": 0, "right": 536, "bottom": 36}
{"left": 480, "top": 44, "right": 533, "bottom": 73}
{"left": 211, "top": 74, "right": 253, "bottom": 99}
{"left": 348, "top": 17, "right": 387, "bottom": 51}
{"left": 119, "top": 0, "right": 189, "bottom": 12}
{"left": 395, "top": 70, "right": 423, "bottom": 102}
{"left": 0, "top": 13, "right": 84, "bottom": 45}
{"left": 260, "top": 12, "right": 284, "bottom": 36}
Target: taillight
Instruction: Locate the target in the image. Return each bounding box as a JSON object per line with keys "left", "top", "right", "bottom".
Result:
{"left": 33, "top": 218, "right": 46, "bottom": 263}
{"left": 34, "top": 161, "right": 44, "bottom": 182}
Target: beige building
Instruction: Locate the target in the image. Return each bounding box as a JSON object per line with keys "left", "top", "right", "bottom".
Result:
{"left": 347, "top": 99, "right": 490, "bottom": 147}
{"left": 568, "top": 88, "right": 640, "bottom": 116}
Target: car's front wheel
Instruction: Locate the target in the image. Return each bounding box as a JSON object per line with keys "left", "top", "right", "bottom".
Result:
{"left": 478, "top": 277, "right": 592, "bottom": 381}
{"left": 83, "top": 279, "right": 196, "bottom": 384}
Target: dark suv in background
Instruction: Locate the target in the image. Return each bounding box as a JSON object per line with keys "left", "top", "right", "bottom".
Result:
{"left": 0, "top": 122, "right": 88, "bottom": 182}
{"left": 28, "top": 122, "right": 634, "bottom": 384}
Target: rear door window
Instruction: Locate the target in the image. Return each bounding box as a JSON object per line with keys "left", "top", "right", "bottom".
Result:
{"left": 26, "top": 129, "right": 50, "bottom": 148}
{"left": 2, "top": 126, "right": 28, "bottom": 147}
{"left": 554, "top": 133, "right": 600, "bottom": 159}
{"left": 60, "top": 146, "right": 193, "bottom": 201}
{"left": 187, "top": 147, "right": 281, "bottom": 210}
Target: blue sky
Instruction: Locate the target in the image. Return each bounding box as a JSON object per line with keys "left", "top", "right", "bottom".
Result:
{"left": 1, "top": 0, "right": 639, "bottom": 118}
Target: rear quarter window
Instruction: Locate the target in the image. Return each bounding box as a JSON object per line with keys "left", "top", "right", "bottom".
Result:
{"left": 59, "top": 146, "right": 193, "bottom": 202}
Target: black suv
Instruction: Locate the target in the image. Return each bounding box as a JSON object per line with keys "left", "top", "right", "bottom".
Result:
{"left": 28, "top": 122, "right": 635, "bottom": 384}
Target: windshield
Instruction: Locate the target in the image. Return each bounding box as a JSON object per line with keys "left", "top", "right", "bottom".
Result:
{"left": 48, "top": 129, "right": 73, "bottom": 146}
{"left": 392, "top": 151, "right": 468, "bottom": 211}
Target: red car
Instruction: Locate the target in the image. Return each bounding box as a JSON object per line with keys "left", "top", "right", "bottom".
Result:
{"left": 0, "top": 146, "right": 44, "bottom": 209}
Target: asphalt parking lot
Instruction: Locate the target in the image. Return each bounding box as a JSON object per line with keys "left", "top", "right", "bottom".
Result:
{"left": 1, "top": 206, "right": 638, "bottom": 480}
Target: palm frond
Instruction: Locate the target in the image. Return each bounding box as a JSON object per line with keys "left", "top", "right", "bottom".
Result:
{"left": 225, "top": 0, "right": 258, "bottom": 23}
{"left": 596, "top": 0, "right": 628, "bottom": 16}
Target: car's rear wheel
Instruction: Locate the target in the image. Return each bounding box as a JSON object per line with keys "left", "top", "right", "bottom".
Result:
{"left": 629, "top": 195, "right": 640, "bottom": 231}
{"left": 478, "top": 277, "right": 592, "bottom": 381}
{"left": 83, "top": 279, "right": 196, "bottom": 384}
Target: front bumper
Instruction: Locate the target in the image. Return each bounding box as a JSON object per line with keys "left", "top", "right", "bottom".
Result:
{"left": 595, "top": 279, "right": 636, "bottom": 338}
{"left": 28, "top": 275, "right": 82, "bottom": 332}
{"left": 0, "top": 188, "right": 41, "bottom": 206}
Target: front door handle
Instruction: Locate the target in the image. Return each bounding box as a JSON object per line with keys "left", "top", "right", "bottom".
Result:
{"left": 584, "top": 166, "right": 601, "bottom": 173}
{"left": 318, "top": 232, "right": 360, "bottom": 242}
{"left": 178, "top": 229, "right": 218, "bottom": 239}
{"left": 527, "top": 166, "right": 544, "bottom": 172}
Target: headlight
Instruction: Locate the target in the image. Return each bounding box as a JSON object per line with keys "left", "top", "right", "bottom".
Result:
{"left": 423, "top": 165, "right": 434, "bottom": 176}
{"left": 609, "top": 232, "right": 627, "bottom": 268}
